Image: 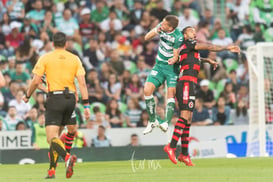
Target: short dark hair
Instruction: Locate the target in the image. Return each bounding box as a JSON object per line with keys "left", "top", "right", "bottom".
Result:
{"left": 182, "top": 26, "right": 193, "bottom": 34}
{"left": 164, "top": 15, "right": 179, "bottom": 29}
{"left": 99, "top": 125, "right": 105, "bottom": 130}
{"left": 53, "top": 32, "right": 66, "bottom": 48}
{"left": 93, "top": 106, "right": 100, "bottom": 113}
{"left": 131, "top": 134, "right": 138, "bottom": 138}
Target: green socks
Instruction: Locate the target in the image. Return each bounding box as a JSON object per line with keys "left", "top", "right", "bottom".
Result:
{"left": 144, "top": 95, "right": 156, "bottom": 123}
{"left": 165, "top": 98, "right": 175, "bottom": 124}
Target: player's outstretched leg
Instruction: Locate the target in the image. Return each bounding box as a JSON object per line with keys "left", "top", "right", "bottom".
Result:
{"left": 164, "top": 117, "right": 187, "bottom": 164}
{"left": 143, "top": 82, "right": 158, "bottom": 135}
{"left": 178, "top": 124, "right": 194, "bottom": 166}
{"left": 159, "top": 98, "right": 175, "bottom": 132}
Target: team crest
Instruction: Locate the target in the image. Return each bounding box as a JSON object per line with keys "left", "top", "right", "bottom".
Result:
{"left": 188, "top": 101, "right": 194, "bottom": 108}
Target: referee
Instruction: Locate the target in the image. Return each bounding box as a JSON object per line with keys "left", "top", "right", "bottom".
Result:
{"left": 23, "top": 32, "right": 90, "bottom": 179}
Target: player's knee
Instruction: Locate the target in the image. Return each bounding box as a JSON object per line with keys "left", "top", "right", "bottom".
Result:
{"left": 67, "top": 125, "right": 77, "bottom": 134}
{"left": 144, "top": 86, "right": 152, "bottom": 96}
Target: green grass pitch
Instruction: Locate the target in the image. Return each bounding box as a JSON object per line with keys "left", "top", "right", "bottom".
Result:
{"left": 1, "top": 158, "right": 272, "bottom": 182}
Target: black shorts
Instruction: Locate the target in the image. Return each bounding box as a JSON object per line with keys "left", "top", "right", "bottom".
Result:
{"left": 45, "top": 93, "right": 76, "bottom": 126}
{"left": 176, "top": 80, "right": 197, "bottom": 112}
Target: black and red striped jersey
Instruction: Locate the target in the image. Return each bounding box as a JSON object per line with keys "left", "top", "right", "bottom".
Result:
{"left": 178, "top": 39, "right": 201, "bottom": 84}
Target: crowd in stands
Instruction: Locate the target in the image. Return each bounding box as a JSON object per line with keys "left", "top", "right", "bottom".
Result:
{"left": 0, "top": 0, "right": 272, "bottom": 144}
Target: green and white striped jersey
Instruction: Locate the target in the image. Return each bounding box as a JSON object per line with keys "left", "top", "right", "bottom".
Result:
{"left": 156, "top": 27, "right": 183, "bottom": 63}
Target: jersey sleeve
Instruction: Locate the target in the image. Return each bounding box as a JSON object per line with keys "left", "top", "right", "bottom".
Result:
{"left": 32, "top": 55, "right": 46, "bottom": 76}
{"left": 173, "top": 34, "right": 183, "bottom": 49}
{"left": 75, "top": 57, "right": 86, "bottom": 76}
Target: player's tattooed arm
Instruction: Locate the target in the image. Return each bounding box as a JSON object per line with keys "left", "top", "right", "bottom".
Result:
{"left": 200, "top": 57, "right": 218, "bottom": 70}
{"left": 195, "top": 43, "right": 240, "bottom": 53}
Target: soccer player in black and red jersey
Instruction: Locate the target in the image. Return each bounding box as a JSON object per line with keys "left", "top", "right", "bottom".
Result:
{"left": 164, "top": 26, "right": 240, "bottom": 165}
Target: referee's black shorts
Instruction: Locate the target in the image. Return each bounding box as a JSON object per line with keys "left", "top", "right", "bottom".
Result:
{"left": 45, "top": 92, "right": 76, "bottom": 126}
{"left": 176, "top": 80, "right": 197, "bottom": 112}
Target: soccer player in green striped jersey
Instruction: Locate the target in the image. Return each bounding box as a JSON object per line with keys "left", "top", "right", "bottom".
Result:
{"left": 143, "top": 15, "right": 183, "bottom": 135}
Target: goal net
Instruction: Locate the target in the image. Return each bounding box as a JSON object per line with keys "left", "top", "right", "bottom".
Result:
{"left": 247, "top": 43, "right": 273, "bottom": 157}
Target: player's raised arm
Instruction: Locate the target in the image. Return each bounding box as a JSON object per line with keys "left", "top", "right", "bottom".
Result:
{"left": 144, "top": 24, "right": 162, "bottom": 41}
{"left": 168, "top": 48, "right": 179, "bottom": 65}
{"left": 195, "top": 43, "right": 240, "bottom": 53}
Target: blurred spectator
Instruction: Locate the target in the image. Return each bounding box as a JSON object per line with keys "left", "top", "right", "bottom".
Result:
{"left": 97, "top": 31, "right": 110, "bottom": 57}
{"left": 0, "top": 1, "right": 6, "bottom": 21}
{"left": 25, "top": 0, "right": 45, "bottom": 26}
{"left": 98, "top": 62, "right": 114, "bottom": 87}
{"left": 83, "top": 38, "right": 105, "bottom": 69}
{"left": 235, "top": 25, "right": 255, "bottom": 51}
{"left": 125, "top": 74, "right": 143, "bottom": 101}
{"left": 220, "top": 82, "right": 237, "bottom": 109}
{"left": 231, "top": 99, "right": 249, "bottom": 125}
{"left": 1, "top": 12, "right": 11, "bottom": 36}
{"left": 15, "top": 37, "right": 36, "bottom": 71}
{"left": 6, "top": 0, "right": 25, "bottom": 21}
{"left": 86, "top": 69, "right": 103, "bottom": 103}
{"left": 15, "top": 121, "right": 25, "bottom": 130}
{"left": 33, "top": 92, "right": 46, "bottom": 112}
{"left": 9, "top": 88, "right": 31, "bottom": 118}
{"left": 196, "top": 21, "right": 210, "bottom": 57}
{"left": 125, "top": 98, "right": 142, "bottom": 127}
{"left": 141, "top": 41, "right": 156, "bottom": 67}
{"left": 192, "top": 98, "right": 212, "bottom": 126}
{"left": 91, "top": 0, "right": 109, "bottom": 23}
{"left": 171, "top": 0, "right": 183, "bottom": 17}
{"left": 150, "top": 0, "right": 169, "bottom": 21}
{"left": 103, "top": 73, "right": 122, "bottom": 101}
{"left": 178, "top": 7, "right": 199, "bottom": 30}
{"left": 129, "top": 0, "right": 144, "bottom": 25}
{"left": 128, "top": 133, "right": 140, "bottom": 146}
{"left": 137, "top": 110, "right": 149, "bottom": 127}
{"left": 100, "top": 10, "right": 122, "bottom": 32}
{"left": 111, "top": 0, "right": 130, "bottom": 29}
{"left": 79, "top": 8, "right": 98, "bottom": 42}
{"left": 200, "top": 8, "right": 214, "bottom": 28}
{"left": 227, "top": 69, "right": 241, "bottom": 93}
{"left": 136, "top": 58, "right": 150, "bottom": 84}
{"left": 236, "top": 85, "right": 249, "bottom": 108}
{"left": 91, "top": 125, "right": 111, "bottom": 147}
{"left": 2, "top": 80, "right": 18, "bottom": 111}
{"left": 31, "top": 111, "right": 47, "bottom": 149}
{"left": 236, "top": 54, "right": 248, "bottom": 84}
{"left": 105, "top": 99, "right": 123, "bottom": 128}
{"left": 5, "top": 21, "right": 24, "bottom": 49}
{"left": 41, "top": 10, "right": 57, "bottom": 41}
{"left": 20, "top": 17, "right": 39, "bottom": 39}
{"left": 57, "top": 9, "right": 81, "bottom": 44}
{"left": 64, "top": 0, "right": 79, "bottom": 16}
{"left": 90, "top": 106, "right": 110, "bottom": 129}
{"left": 212, "top": 97, "right": 231, "bottom": 125}
{"left": 197, "top": 79, "right": 215, "bottom": 109}
{"left": 24, "top": 107, "right": 38, "bottom": 129}
{"left": 212, "top": 29, "right": 236, "bottom": 60}
{"left": 109, "top": 49, "right": 125, "bottom": 76}
{"left": 3, "top": 106, "right": 20, "bottom": 130}
{"left": 0, "top": 27, "right": 8, "bottom": 57}
{"left": 210, "top": 18, "right": 225, "bottom": 40}
{"left": 253, "top": 23, "right": 265, "bottom": 42}
{"left": 181, "top": 0, "right": 201, "bottom": 13}
{"left": 86, "top": 120, "right": 94, "bottom": 129}
{"left": 10, "top": 62, "right": 31, "bottom": 85}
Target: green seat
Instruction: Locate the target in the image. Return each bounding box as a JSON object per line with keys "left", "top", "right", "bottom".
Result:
{"left": 90, "top": 102, "right": 106, "bottom": 114}
{"left": 29, "top": 97, "right": 36, "bottom": 106}
{"left": 215, "top": 79, "right": 226, "bottom": 100}
{"left": 119, "top": 102, "right": 127, "bottom": 113}
{"left": 124, "top": 60, "right": 137, "bottom": 74}
{"left": 77, "top": 103, "right": 84, "bottom": 114}
{"left": 223, "top": 59, "right": 238, "bottom": 73}
{"left": 264, "top": 28, "right": 273, "bottom": 42}
{"left": 209, "top": 81, "right": 216, "bottom": 90}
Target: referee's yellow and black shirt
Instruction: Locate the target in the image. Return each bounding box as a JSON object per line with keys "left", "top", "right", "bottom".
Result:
{"left": 32, "top": 49, "right": 85, "bottom": 92}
